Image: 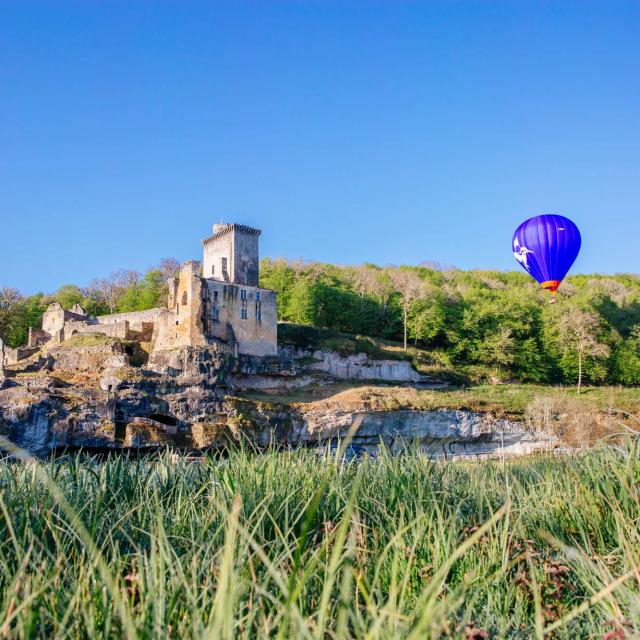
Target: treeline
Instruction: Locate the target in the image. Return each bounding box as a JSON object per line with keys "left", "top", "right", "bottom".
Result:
{"left": 2, "top": 257, "right": 640, "bottom": 385}
{"left": 260, "top": 259, "right": 640, "bottom": 386}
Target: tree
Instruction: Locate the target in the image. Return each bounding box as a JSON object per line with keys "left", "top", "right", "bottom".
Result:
{"left": 388, "top": 269, "right": 426, "bottom": 350}
{"left": 557, "top": 308, "right": 610, "bottom": 393}
{"left": 0, "top": 288, "right": 23, "bottom": 345}
{"left": 348, "top": 266, "right": 380, "bottom": 299}
{"left": 612, "top": 325, "right": 640, "bottom": 385}
{"left": 0, "top": 288, "right": 21, "bottom": 309}
{"left": 407, "top": 295, "right": 446, "bottom": 347}
{"left": 475, "top": 327, "right": 517, "bottom": 376}
{"left": 90, "top": 271, "right": 127, "bottom": 314}
{"left": 51, "top": 284, "right": 84, "bottom": 310}
{"left": 159, "top": 258, "right": 180, "bottom": 280}
{"left": 287, "top": 278, "right": 315, "bottom": 325}
{"left": 0, "top": 290, "right": 46, "bottom": 347}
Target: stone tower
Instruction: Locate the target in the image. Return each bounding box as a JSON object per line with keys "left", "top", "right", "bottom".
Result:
{"left": 201, "top": 223, "right": 261, "bottom": 286}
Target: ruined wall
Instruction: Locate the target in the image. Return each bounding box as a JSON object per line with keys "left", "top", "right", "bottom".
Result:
{"left": 42, "top": 303, "right": 89, "bottom": 343}
{"left": 41, "top": 303, "right": 66, "bottom": 340}
{"left": 28, "top": 328, "right": 49, "bottom": 348}
{"left": 3, "top": 346, "right": 40, "bottom": 364}
{"left": 64, "top": 320, "right": 130, "bottom": 341}
{"left": 152, "top": 262, "right": 207, "bottom": 352}
{"left": 94, "top": 308, "right": 161, "bottom": 331}
{"left": 204, "top": 280, "right": 277, "bottom": 356}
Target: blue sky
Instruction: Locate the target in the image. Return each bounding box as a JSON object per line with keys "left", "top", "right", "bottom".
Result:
{"left": 1, "top": 1, "right": 638, "bottom": 293}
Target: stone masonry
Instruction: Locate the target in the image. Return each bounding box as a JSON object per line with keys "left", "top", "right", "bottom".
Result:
{"left": 8, "top": 223, "right": 278, "bottom": 363}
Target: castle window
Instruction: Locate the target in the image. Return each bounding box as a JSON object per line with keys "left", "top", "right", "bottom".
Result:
{"left": 211, "top": 265, "right": 215, "bottom": 275}
{"left": 240, "top": 289, "right": 247, "bottom": 300}
{"left": 182, "top": 292, "right": 188, "bottom": 305}
{"left": 256, "top": 302, "right": 261, "bottom": 322}
{"left": 212, "top": 307, "right": 219, "bottom": 322}
{"left": 222, "top": 257, "right": 227, "bottom": 272}
{"left": 241, "top": 308, "right": 248, "bottom": 320}
{"left": 256, "top": 291, "right": 261, "bottom": 302}
{"left": 213, "top": 290, "right": 219, "bottom": 302}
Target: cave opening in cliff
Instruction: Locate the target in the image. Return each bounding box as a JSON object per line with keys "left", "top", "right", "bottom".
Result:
{"left": 147, "top": 413, "right": 178, "bottom": 427}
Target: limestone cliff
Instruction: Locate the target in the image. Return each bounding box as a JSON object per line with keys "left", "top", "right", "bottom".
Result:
{"left": 0, "top": 337, "right": 553, "bottom": 457}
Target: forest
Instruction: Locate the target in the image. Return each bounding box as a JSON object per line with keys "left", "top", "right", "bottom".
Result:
{"left": 2, "top": 257, "right": 640, "bottom": 386}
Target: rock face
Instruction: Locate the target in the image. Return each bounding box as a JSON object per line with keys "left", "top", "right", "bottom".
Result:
{"left": 0, "top": 343, "right": 233, "bottom": 454}
{"left": 0, "top": 340, "right": 553, "bottom": 458}
{"left": 309, "top": 350, "right": 422, "bottom": 382}
{"left": 46, "top": 341, "right": 128, "bottom": 373}
{"left": 308, "top": 409, "right": 549, "bottom": 457}
{"left": 0, "top": 384, "right": 52, "bottom": 453}
{"left": 221, "top": 399, "right": 553, "bottom": 457}
{"left": 124, "top": 422, "right": 170, "bottom": 448}
{"left": 229, "top": 346, "right": 430, "bottom": 391}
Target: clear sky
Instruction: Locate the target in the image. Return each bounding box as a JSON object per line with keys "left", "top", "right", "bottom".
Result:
{"left": 1, "top": 1, "right": 638, "bottom": 294}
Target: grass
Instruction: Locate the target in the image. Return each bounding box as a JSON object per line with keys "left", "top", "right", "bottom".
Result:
{"left": 1, "top": 440, "right": 640, "bottom": 638}
{"left": 59, "top": 332, "right": 116, "bottom": 347}
{"left": 374, "top": 383, "right": 640, "bottom": 415}
{"left": 244, "top": 382, "right": 640, "bottom": 416}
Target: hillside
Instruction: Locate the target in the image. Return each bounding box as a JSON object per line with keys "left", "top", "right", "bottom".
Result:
{"left": 2, "top": 259, "right": 640, "bottom": 386}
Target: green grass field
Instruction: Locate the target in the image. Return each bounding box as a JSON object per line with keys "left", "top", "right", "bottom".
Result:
{"left": 1, "top": 441, "right": 639, "bottom": 638}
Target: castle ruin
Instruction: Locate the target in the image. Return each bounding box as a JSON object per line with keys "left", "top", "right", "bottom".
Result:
{"left": 19, "top": 223, "right": 278, "bottom": 360}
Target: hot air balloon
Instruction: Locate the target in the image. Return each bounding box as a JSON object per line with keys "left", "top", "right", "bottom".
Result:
{"left": 512, "top": 214, "right": 581, "bottom": 302}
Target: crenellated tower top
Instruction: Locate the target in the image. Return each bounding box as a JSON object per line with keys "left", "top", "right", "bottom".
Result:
{"left": 202, "top": 223, "right": 261, "bottom": 286}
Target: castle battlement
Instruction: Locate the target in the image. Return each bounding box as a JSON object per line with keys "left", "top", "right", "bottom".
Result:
{"left": 202, "top": 223, "right": 261, "bottom": 246}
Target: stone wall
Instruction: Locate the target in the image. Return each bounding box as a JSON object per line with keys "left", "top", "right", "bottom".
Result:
{"left": 27, "top": 328, "right": 49, "bottom": 347}
{"left": 232, "top": 227, "right": 260, "bottom": 286}
{"left": 201, "top": 223, "right": 261, "bottom": 286}
{"left": 94, "top": 308, "right": 161, "bottom": 331}
{"left": 204, "top": 280, "right": 277, "bottom": 356}
{"left": 64, "top": 320, "right": 130, "bottom": 341}
{"left": 203, "top": 225, "right": 233, "bottom": 281}
{"left": 42, "top": 303, "right": 89, "bottom": 343}
{"left": 41, "top": 303, "right": 65, "bottom": 340}
{"left": 3, "top": 346, "right": 40, "bottom": 365}
{"left": 152, "top": 262, "right": 208, "bottom": 352}
{"left": 47, "top": 340, "right": 128, "bottom": 373}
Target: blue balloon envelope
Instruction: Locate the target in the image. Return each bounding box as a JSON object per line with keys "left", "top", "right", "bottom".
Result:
{"left": 512, "top": 214, "right": 581, "bottom": 298}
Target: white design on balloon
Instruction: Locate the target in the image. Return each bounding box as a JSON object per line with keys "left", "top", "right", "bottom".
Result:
{"left": 513, "top": 237, "right": 534, "bottom": 269}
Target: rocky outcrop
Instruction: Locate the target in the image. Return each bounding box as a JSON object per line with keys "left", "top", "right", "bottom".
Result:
{"left": 149, "top": 345, "right": 233, "bottom": 380}
{"left": 0, "top": 383, "right": 52, "bottom": 453}
{"left": 229, "top": 346, "right": 429, "bottom": 391}
{"left": 0, "top": 342, "right": 553, "bottom": 458}
{"left": 191, "top": 419, "right": 227, "bottom": 448}
{"left": 222, "top": 398, "right": 554, "bottom": 457}
{"left": 124, "top": 422, "right": 171, "bottom": 448}
{"left": 309, "top": 350, "right": 422, "bottom": 382}
{"left": 307, "top": 408, "right": 551, "bottom": 457}
{"left": 46, "top": 339, "right": 128, "bottom": 373}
